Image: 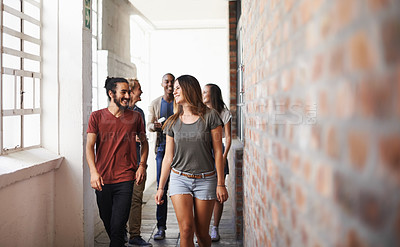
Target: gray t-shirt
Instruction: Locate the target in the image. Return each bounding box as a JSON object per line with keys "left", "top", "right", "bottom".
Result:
{"left": 164, "top": 108, "right": 223, "bottom": 174}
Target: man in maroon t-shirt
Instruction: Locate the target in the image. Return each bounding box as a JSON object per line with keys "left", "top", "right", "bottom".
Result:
{"left": 86, "top": 77, "right": 148, "bottom": 247}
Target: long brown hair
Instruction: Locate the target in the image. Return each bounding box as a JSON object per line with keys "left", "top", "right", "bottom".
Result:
{"left": 205, "top": 83, "right": 227, "bottom": 114}
{"left": 163, "top": 75, "right": 208, "bottom": 130}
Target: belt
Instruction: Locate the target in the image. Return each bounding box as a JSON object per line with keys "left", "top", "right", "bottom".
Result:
{"left": 171, "top": 169, "right": 216, "bottom": 179}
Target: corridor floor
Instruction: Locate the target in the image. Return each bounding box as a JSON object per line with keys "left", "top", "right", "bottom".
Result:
{"left": 94, "top": 181, "right": 243, "bottom": 247}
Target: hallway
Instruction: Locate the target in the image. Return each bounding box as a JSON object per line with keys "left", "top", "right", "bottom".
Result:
{"left": 94, "top": 181, "right": 243, "bottom": 247}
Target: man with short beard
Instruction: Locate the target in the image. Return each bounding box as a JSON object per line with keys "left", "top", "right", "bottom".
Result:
{"left": 147, "top": 73, "right": 175, "bottom": 240}
{"left": 86, "top": 77, "right": 149, "bottom": 247}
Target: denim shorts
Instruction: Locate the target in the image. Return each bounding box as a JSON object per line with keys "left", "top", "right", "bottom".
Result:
{"left": 169, "top": 168, "right": 217, "bottom": 200}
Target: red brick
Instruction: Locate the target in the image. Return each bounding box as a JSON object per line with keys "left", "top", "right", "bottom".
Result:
{"left": 325, "top": 126, "right": 339, "bottom": 159}
{"left": 396, "top": 204, "right": 400, "bottom": 244}
{"left": 284, "top": 0, "right": 294, "bottom": 12}
{"left": 348, "top": 130, "right": 369, "bottom": 170}
{"left": 335, "top": 0, "right": 356, "bottom": 30}
{"left": 359, "top": 191, "right": 386, "bottom": 229}
{"left": 336, "top": 81, "right": 355, "bottom": 119}
{"left": 311, "top": 125, "right": 321, "bottom": 150}
{"left": 320, "top": 11, "right": 334, "bottom": 39}
{"left": 381, "top": 17, "right": 400, "bottom": 65}
{"left": 271, "top": 203, "right": 279, "bottom": 228}
{"left": 345, "top": 229, "right": 367, "bottom": 247}
{"left": 334, "top": 172, "right": 358, "bottom": 214}
{"left": 303, "top": 159, "right": 312, "bottom": 182}
{"left": 379, "top": 135, "right": 400, "bottom": 182}
{"left": 291, "top": 208, "right": 297, "bottom": 229}
{"left": 329, "top": 45, "right": 345, "bottom": 76}
{"left": 281, "top": 196, "right": 288, "bottom": 217}
{"left": 318, "top": 90, "right": 329, "bottom": 117}
{"left": 316, "top": 163, "right": 333, "bottom": 197}
{"left": 349, "top": 31, "right": 376, "bottom": 71}
{"left": 398, "top": 66, "right": 400, "bottom": 116}
{"left": 295, "top": 185, "right": 306, "bottom": 211}
{"left": 357, "top": 77, "right": 393, "bottom": 118}
{"left": 368, "top": 0, "right": 390, "bottom": 11}
{"left": 291, "top": 153, "right": 301, "bottom": 175}
{"left": 301, "top": 225, "right": 309, "bottom": 246}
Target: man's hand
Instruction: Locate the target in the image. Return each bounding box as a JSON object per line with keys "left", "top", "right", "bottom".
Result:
{"left": 135, "top": 166, "right": 146, "bottom": 185}
{"left": 90, "top": 171, "right": 104, "bottom": 191}
{"left": 154, "top": 121, "right": 162, "bottom": 130}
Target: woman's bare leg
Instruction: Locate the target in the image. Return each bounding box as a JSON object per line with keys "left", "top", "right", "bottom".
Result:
{"left": 171, "top": 194, "right": 195, "bottom": 247}
{"left": 193, "top": 198, "right": 215, "bottom": 247}
{"left": 213, "top": 201, "right": 224, "bottom": 227}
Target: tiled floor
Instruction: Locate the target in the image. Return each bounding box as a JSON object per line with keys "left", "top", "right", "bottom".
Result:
{"left": 94, "top": 181, "right": 243, "bottom": 247}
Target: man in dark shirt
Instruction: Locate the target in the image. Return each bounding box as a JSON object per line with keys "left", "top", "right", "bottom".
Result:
{"left": 147, "top": 73, "right": 175, "bottom": 240}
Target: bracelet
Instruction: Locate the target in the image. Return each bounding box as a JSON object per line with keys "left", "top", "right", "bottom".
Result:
{"left": 217, "top": 185, "right": 226, "bottom": 187}
{"left": 139, "top": 163, "right": 148, "bottom": 169}
{"left": 157, "top": 188, "right": 164, "bottom": 190}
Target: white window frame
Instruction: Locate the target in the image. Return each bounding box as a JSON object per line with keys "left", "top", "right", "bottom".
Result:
{"left": 0, "top": 0, "right": 42, "bottom": 154}
{"left": 237, "top": 25, "right": 245, "bottom": 142}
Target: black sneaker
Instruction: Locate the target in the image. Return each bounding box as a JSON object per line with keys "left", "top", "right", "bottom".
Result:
{"left": 128, "top": 236, "right": 152, "bottom": 246}
{"left": 153, "top": 226, "right": 165, "bottom": 240}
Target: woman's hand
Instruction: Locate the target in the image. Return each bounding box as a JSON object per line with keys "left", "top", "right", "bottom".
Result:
{"left": 155, "top": 188, "right": 165, "bottom": 205}
{"left": 216, "top": 186, "right": 228, "bottom": 203}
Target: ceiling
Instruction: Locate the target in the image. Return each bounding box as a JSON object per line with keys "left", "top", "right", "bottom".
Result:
{"left": 128, "top": 0, "right": 228, "bottom": 29}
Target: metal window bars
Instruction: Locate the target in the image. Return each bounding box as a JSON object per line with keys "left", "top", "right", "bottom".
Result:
{"left": 0, "top": 0, "right": 41, "bottom": 154}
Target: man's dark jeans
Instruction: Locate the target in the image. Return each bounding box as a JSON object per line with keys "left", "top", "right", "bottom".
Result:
{"left": 156, "top": 149, "right": 169, "bottom": 228}
{"left": 95, "top": 180, "right": 134, "bottom": 247}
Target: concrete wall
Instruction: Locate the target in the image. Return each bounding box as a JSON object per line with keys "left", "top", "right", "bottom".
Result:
{"left": 0, "top": 0, "right": 92, "bottom": 246}
{"left": 100, "top": 0, "right": 132, "bottom": 62}
{"left": 0, "top": 172, "right": 55, "bottom": 246}
{"left": 53, "top": 0, "right": 91, "bottom": 245}
{"left": 239, "top": 0, "right": 400, "bottom": 246}
{"left": 96, "top": 0, "right": 137, "bottom": 109}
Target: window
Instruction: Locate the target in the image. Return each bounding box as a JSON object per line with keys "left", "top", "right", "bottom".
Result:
{"left": 1, "top": 0, "right": 41, "bottom": 154}
{"left": 92, "top": 0, "right": 99, "bottom": 111}
{"left": 237, "top": 26, "right": 244, "bottom": 142}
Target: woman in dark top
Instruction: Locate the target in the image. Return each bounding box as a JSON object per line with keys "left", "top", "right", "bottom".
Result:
{"left": 155, "top": 75, "right": 228, "bottom": 247}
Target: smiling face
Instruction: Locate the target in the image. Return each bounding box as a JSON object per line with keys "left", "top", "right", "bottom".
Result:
{"left": 173, "top": 80, "right": 185, "bottom": 105}
{"left": 202, "top": 85, "right": 211, "bottom": 105}
{"left": 130, "top": 80, "right": 143, "bottom": 103}
{"left": 111, "top": 82, "right": 130, "bottom": 110}
{"left": 162, "top": 74, "right": 174, "bottom": 95}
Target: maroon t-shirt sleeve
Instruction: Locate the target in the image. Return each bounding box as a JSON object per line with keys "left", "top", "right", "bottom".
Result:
{"left": 87, "top": 111, "right": 98, "bottom": 134}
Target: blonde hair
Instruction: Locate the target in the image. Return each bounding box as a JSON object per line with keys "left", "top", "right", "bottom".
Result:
{"left": 127, "top": 78, "right": 139, "bottom": 90}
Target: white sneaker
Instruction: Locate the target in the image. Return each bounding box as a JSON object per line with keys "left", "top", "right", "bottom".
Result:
{"left": 210, "top": 226, "right": 220, "bottom": 242}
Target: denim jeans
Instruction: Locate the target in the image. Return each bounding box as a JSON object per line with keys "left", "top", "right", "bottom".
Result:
{"left": 156, "top": 149, "right": 169, "bottom": 228}
{"left": 96, "top": 180, "right": 134, "bottom": 247}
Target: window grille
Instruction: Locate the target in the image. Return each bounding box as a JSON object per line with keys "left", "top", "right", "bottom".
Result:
{"left": 0, "top": 0, "right": 41, "bottom": 154}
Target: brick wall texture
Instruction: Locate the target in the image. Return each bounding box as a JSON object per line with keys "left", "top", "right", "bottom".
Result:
{"left": 229, "top": 1, "right": 238, "bottom": 139}
{"left": 239, "top": 0, "right": 400, "bottom": 246}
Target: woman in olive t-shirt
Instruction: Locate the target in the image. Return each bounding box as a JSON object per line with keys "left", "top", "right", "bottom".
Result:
{"left": 155, "top": 75, "right": 228, "bottom": 247}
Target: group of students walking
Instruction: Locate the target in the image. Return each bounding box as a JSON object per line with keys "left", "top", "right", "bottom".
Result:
{"left": 86, "top": 73, "right": 232, "bottom": 247}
